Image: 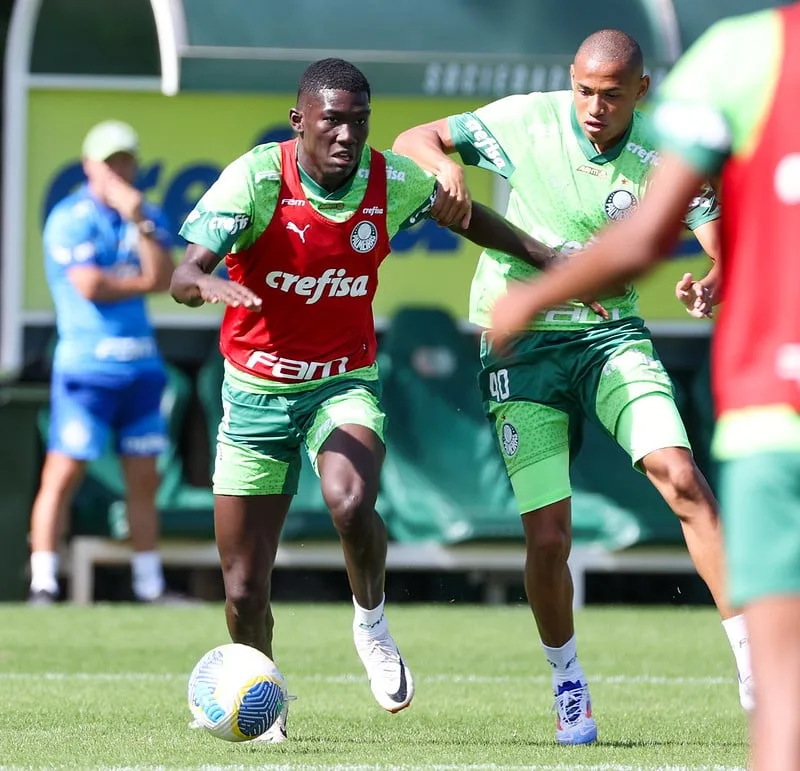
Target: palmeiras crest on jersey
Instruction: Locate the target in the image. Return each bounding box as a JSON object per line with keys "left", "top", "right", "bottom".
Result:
{"left": 604, "top": 189, "right": 639, "bottom": 221}
{"left": 501, "top": 422, "right": 519, "bottom": 457}
{"left": 350, "top": 221, "right": 379, "bottom": 253}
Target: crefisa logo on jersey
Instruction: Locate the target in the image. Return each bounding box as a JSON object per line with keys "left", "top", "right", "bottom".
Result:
{"left": 604, "top": 189, "right": 639, "bottom": 221}
{"left": 350, "top": 220, "right": 378, "bottom": 253}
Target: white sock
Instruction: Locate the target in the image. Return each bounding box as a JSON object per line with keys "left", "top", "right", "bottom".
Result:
{"left": 353, "top": 594, "right": 387, "bottom": 635}
{"left": 542, "top": 635, "right": 582, "bottom": 681}
{"left": 722, "top": 614, "right": 751, "bottom": 681}
{"left": 30, "top": 551, "right": 59, "bottom": 594}
{"left": 132, "top": 551, "right": 165, "bottom": 601}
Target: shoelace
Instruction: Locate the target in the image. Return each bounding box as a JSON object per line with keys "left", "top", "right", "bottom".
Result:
{"left": 552, "top": 682, "right": 589, "bottom": 727}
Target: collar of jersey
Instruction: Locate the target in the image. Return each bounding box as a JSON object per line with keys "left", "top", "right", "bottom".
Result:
{"left": 295, "top": 145, "right": 368, "bottom": 202}
{"left": 570, "top": 104, "right": 633, "bottom": 164}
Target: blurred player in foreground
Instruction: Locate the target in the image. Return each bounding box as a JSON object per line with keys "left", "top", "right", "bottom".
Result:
{"left": 490, "top": 6, "right": 800, "bottom": 769}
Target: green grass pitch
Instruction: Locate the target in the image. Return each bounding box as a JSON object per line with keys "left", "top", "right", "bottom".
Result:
{"left": 0, "top": 604, "right": 748, "bottom": 769}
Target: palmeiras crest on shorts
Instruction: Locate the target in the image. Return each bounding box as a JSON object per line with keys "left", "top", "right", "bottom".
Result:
{"left": 501, "top": 422, "right": 519, "bottom": 457}
{"left": 604, "top": 189, "right": 639, "bottom": 221}
{"left": 350, "top": 220, "right": 379, "bottom": 253}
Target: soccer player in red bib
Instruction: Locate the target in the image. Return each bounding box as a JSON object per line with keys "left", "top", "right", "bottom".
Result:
{"left": 172, "top": 58, "right": 563, "bottom": 741}
{"left": 489, "top": 6, "right": 800, "bottom": 768}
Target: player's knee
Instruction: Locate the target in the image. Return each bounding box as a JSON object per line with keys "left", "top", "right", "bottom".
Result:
{"left": 524, "top": 516, "right": 571, "bottom": 569}
{"left": 224, "top": 572, "right": 269, "bottom": 620}
{"left": 39, "top": 454, "right": 83, "bottom": 498}
{"left": 322, "top": 476, "right": 375, "bottom": 536}
{"left": 123, "top": 457, "right": 160, "bottom": 500}
{"left": 646, "top": 450, "right": 705, "bottom": 503}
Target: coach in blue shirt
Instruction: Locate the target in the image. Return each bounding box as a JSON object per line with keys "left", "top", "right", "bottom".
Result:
{"left": 29, "top": 120, "right": 175, "bottom": 603}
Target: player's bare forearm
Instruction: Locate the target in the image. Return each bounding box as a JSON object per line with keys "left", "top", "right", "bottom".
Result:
{"left": 171, "top": 244, "right": 261, "bottom": 311}
{"left": 451, "top": 203, "right": 558, "bottom": 269}
{"left": 396, "top": 120, "right": 472, "bottom": 228}
{"left": 392, "top": 119, "right": 457, "bottom": 175}
{"left": 521, "top": 227, "right": 670, "bottom": 311}
{"left": 170, "top": 244, "right": 223, "bottom": 307}
{"left": 693, "top": 219, "right": 721, "bottom": 263}
{"left": 68, "top": 267, "right": 157, "bottom": 303}
{"left": 490, "top": 222, "right": 674, "bottom": 342}
{"left": 137, "top": 235, "right": 174, "bottom": 293}
{"left": 692, "top": 220, "right": 723, "bottom": 305}
{"left": 497, "top": 181, "right": 701, "bottom": 329}
{"left": 514, "top": 155, "right": 709, "bottom": 313}
{"left": 699, "top": 259, "right": 723, "bottom": 305}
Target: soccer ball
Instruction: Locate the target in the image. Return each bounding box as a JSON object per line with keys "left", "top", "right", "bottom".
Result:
{"left": 187, "top": 643, "right": 286, "bottom": 742}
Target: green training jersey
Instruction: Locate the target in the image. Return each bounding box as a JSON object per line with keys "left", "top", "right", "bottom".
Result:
{"left": 653, "top": 9, "right": 782, "bottom": 175}
{"left": 180, "top": 142, "right": 437, "bottom": 257}
{"left": 448, "top": 90, "right": 720, "bottom": 330}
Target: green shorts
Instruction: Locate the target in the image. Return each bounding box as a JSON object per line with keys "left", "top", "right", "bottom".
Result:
{"left": 213, "top": 372, "right": 385, "bottom": 496}
{"left": 714, "top": 406, "right": 800, "bottom": 607}
{"left": 480, "top": 317, "right": 690, "bottom": 513}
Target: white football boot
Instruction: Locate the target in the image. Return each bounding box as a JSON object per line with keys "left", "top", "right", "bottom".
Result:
{"left": 553, "top": 677, "right": 597, "bottom": 745}
{"left": 353, "top": 618, "right": 414, "bottom": 713}
{"left": 252, "top": 695, "right": 293, "bottom": 743}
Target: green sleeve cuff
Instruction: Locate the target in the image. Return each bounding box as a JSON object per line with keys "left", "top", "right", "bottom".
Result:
{"left": 179, "top": 212, "right": 252, "bottom": 257}
{"left": 447, "top": 113, "right": 514, "bottom": 178}
{"left": 659, "top": 136, "right": 727, "bottom": 179}
{"left": 448, "top": 114, "right": 482, "bottom": 167}
{"left": 685, "top": 205, "right": 720, "bottom": 231}
{"left": 396, "top": 180, "right": 438, "bottom": 232}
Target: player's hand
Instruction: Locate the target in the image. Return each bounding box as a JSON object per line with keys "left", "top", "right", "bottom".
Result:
{"left": 197, "top": 275, "right": 262, "bottom": 310}
{"left": 675, "top": 272, "right": 712, "bottom": 318}
{"left": 92, "top": 163, "right": 145, "bottom": 223}
{"left": 432, "top": 160, "right": 472, "bottom": 228}
{"left": 582, "top": 299, "right": 610, "bottom": 320}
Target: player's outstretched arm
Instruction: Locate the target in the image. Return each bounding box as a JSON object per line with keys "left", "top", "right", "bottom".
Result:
{"left": 170, "top": 243, "right": 262, "bottom": 311}
{"left": 393, "top": 119, "right": 471, "bottom": 229}
{"left": 489, "top": 153, "right": 705, "bottom": 344}
{"left": 451, "top": 202, "right": 557, "bottom": 269}
{"left": 453, "top": 203, "right": 610, "bottom": 319}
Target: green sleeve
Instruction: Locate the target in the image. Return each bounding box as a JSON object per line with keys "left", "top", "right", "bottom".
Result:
{"left": 447, "top": 94, "right": 532, "bottom": 179}
{"left": 179, "top": 146, "right": 280, "bottom": 256}
{"left": 653, "top": 10, "right": 781, "bottom": 176}
{"left": 684, "top": 183, "right": 720, "bottom": 231}
{"left": 382, "top": 151, "right": 438, "bottom": 237}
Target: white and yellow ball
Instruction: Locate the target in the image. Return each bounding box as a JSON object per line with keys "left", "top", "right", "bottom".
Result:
{"left": 187, "top": 643, "right": 286, "bottom": 742}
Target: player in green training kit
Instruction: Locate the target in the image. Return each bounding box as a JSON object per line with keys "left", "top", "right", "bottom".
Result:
{"left": 172, "top": 58, "right": 569, "bottom": 742}
{"left": 490, "top": 7, "right": 800, "bottom": 768}
{"left": 394, "top": 29, "right": 751, "bottom": 743}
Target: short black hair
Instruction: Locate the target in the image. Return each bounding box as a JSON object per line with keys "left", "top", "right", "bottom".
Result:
{"left": 575, "top": 29, "right": 644, "bottom": 77}
{"left": 297, "top": 58, "right": 371, "bottom": 100}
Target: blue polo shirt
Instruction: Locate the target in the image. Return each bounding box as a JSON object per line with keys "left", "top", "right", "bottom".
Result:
{"left": 43, "top": 184, "right": 172, "bottom": 376}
